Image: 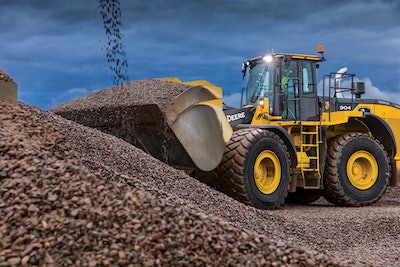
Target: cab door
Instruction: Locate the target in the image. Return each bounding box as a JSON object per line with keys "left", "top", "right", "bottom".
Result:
{"left": 299, "top": 61, "right": 319, "bottom": 121}
{"left": 280, "top": 59, "right": 319, "bottom": 121}
{"left": 280, "top": 59, "right": 299, "bottom": 120}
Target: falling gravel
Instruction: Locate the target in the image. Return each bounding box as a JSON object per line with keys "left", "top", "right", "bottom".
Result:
{"left": 98, "top": 0, "right": 129, "bottom": 85}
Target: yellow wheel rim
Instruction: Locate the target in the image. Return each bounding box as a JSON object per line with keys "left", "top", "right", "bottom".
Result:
{"left": 254, "top": 150, "right": 281, "bottom": 194}
{"left": 346, "top": 150, "right": 378, "bottom": 190}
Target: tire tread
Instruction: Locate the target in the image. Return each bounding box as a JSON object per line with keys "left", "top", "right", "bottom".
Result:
{"left": 323, "top": 132, "right": 389, "bottom": 206}
{"left": 216, "top": 128, "right": 292, "bottom": 209}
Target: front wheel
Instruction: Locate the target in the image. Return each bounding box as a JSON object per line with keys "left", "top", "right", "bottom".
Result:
{"left": 323, "top": 132, "right": 390, "bottom": 206}
{"left": 216, "top": 128, "right": 292, "bottom": 209}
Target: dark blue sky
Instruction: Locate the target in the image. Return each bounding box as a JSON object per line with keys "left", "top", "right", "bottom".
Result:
{"left": 1, "top": 0, "right": 399, "bottom": 109}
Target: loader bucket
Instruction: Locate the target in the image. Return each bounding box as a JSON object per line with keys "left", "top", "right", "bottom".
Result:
{"left": 53, "top": 78, "right": 233, "bottom": 171}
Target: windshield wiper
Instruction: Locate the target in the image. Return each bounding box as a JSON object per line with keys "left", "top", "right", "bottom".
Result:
{"left": 250, "top": 72, "right": 265, "bottom": 103}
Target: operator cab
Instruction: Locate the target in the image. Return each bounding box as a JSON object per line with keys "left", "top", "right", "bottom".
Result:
{"left": 242, "top": 51, "right": 324, "bottom": 121}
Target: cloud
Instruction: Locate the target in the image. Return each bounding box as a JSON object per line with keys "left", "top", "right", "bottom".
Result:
{"left": 318, "top": 76, "right": 400, "bottom": 105}
{"left": 360, "top": 78, "right": 400, "bottom": 105}
{"left": 223, "top": 92, "right": 242, "bottom": 108}
{"left": 68, "top": 87, "right": 90, "bottom": 95}
{"left": 47, "top": 87, "right": 93, "bottom": 110}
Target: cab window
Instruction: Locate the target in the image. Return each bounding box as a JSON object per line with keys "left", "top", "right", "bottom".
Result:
{"left": 302, "top": 61, "right": 314, "bottom": 93}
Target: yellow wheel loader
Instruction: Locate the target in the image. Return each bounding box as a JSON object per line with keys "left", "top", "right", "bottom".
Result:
{"left": 208, "top": 46, "right": 400, "bottom": 209}
{"left": 54, "top": 46, "right": 400, "bottom": 209}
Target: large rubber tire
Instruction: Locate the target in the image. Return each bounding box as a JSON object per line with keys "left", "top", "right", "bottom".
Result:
{"left": 323, "top": 132, "right": 390, "bottom": 206}
{"left": 216, "top": 128, "right": 292, "bottom": 209}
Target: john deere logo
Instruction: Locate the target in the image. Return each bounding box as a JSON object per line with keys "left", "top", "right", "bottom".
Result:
{"left": 227, "top": 112, "right": 246, "bottom": 122}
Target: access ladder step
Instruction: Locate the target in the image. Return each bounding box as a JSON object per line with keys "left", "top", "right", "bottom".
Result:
{"left": 303, "top": 185, "right": 322, "bottom": 190}
{"left": 301, "top": 131, "right": 318, "bottom": 134}
{"left": 300, "top": 143, "right": 319, "bottom": 147}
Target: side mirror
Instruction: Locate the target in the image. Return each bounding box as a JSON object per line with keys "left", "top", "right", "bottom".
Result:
{"left": 241, "top": 62, "right": 247, "bottom": 79}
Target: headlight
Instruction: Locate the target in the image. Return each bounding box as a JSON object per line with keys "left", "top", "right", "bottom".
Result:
{"left": 259, "top": 98, "right": 265, "bottom": 108}
{"left": 262, "top": 55, "right": 273, "bottom": 63}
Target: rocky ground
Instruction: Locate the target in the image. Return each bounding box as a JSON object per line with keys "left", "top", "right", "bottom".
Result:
{"left": 1, "top": 96, "right": 400, "bottom": 266}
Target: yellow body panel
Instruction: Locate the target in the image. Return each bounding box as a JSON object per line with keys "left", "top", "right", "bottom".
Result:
{"left": 321, "top": 110, "right": 363, "bottom": 124}
{"left": 297, "top": 152, "right": 310, "bottom": 169}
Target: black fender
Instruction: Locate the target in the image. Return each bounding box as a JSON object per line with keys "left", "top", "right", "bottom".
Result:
{"left": 360, "top": 113, "right": 396, "bottom": 158}
{"left": 237, "top": 124, "right": 298, "bottom": 168}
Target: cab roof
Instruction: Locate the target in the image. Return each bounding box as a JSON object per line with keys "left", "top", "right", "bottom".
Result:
{"left": 247, "top": 53, "right": 322, "bottom": 63}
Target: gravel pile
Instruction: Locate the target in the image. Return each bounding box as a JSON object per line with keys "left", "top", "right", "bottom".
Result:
{"left": 52, "top": 79, "right": 189, "bottom": 112}
{"left": 1, "top": 101, "right": 361, "bottom": 266}
{"left": 0, "top": 70, "right": 13, "bottom": 82}
{"left": 51, "top": 79, "right": 190, "bottom": 140}
{"left": 51, "top": 79, "right": 190, "bottom": 135}
{"left": 52, "top": 79, "right": 193, "bottom": 167}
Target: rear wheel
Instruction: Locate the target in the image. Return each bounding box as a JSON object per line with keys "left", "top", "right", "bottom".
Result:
{"left": 323, "top": 132, "right": 390, "bottom": 206}
{"left": 216, "top": 128, "right": 292, "bottom": 209}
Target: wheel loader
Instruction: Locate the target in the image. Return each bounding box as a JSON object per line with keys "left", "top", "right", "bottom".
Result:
{"left": 54, "top": 46, "right": 400, "bottom": 209}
